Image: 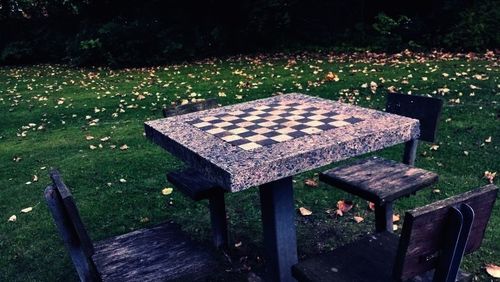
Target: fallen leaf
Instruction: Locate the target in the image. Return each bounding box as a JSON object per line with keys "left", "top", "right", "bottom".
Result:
{"left": 336, "top": 200, "right": 353, "bottom": 216}
{"left": 484, "top": 171, "right": 496, "bottom": 184}
{"left": 463, "top": 151, "right": 469, "bottom": 156}
{"left": 100, "top": 136, "right": 110, "bottom": 142}
{"left": 119, "top": 178, "right": 127, "bottom": 183}
{"left": 89, "top": 145, "right": 97, "bottom": 150}
{"left": 120, "top": 144, "right": 129, "bottom": 150}
{"left": 392, "top": 214, "right": 400, "bottom": 223}
{"left": 485, "top": 264, "right": 500, "bottom": 278}
{"left": 353, "top": 216, "right": 364, "bottom": 223}
{"left": 162, "top": 187, "right": 173, "bottom": 195}
{"left": 21, "top": 207, "right": 33, "bottom": 213}
{"left": 485, "top": 136, "right": 492, "bottom": 143}
{"left": 433, "top": 189, "right": 441, "bottom": 194}
{"left": 234, "top": 241, "right": 243, "bottom": 248}
{"left": 32, "top": 175, "right": 38, "bottom": 182}
{"left": 368, "top": 201, "right": 375, "bottom": 211}
{"left": 325, "top": 72, "right": 339, "bottom": 82}
{"left": 393, "top": 224, "right": 398, "bottom": 231}
{"left": 304, "top": 178, "right": 318, "bottom": 187}
{"left": 8, "top": 215, "right": 16, "bottom": 222}
{"left": 137, "top": 94, "right": 146, "bottom": 100}
{"left": 430, "top": 144, "right": 440, "bottom": 151}
{"left": 13, "top": 156, "right": 22, "bottom": 162}
{"left": 299, "top": 207, "right": 313, "bottom": 216}
{"left": 85, "top": 135, "right": 94, "bottom": 141}
{"left": 140, "top": 217, "right": 149, "bottom": 223}
{"left": 369, "top": 81, "right": 378, "bottom": 93}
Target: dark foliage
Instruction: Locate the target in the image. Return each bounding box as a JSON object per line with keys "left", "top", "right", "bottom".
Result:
{"left": 0, "top": 0, "right": 498, "bottom": 66}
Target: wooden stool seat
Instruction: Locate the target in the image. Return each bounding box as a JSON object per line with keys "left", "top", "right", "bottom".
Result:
{"left": 320, "top": 157, "right": 439, "bottom": 205}
{"left": 93, "top": 222, "right": 218, "bottom": 282}
{"left": 167, "top": 168, "right": 223, "bottom": 201}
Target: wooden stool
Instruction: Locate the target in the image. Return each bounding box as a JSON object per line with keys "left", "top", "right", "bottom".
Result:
{"left": 293, "top": 184, "right": 498, "bottom": 282}
{"left": 320, "top": 93, "right": 443, "bottom": 232}
{"left": 45, "top": 170, "right": 220, "bottom": 282}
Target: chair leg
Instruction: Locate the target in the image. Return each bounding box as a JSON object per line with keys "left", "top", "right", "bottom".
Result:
{"left": 375, "top": 202, "right": 394, "bottom": 233}
{"left": 208, "top": 191, "right": 228, "bottom": 249}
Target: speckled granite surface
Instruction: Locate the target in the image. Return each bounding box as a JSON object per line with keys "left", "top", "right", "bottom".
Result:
{"left": 145, "top": 93, "right": 420, "bottom": 192}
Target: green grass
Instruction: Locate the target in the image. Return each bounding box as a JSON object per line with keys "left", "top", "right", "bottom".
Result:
{"left": 0, "top": 52, "right": 498, "bottom": 281}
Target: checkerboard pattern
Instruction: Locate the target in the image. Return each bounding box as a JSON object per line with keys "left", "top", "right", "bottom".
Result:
{"left": 187, "top": 102, "right": 364, "bottom": 150}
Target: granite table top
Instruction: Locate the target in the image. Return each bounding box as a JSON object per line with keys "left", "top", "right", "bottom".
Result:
{"left": 145, "top": 93, "right": 420, "bottom": 192}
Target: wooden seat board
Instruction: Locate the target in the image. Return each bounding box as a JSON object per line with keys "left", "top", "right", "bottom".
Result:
{"left": 320, "top": 157, "right": 438, "bottom": 204}
{"left": 93, "top": 222, "right": 219, "bottom": 282}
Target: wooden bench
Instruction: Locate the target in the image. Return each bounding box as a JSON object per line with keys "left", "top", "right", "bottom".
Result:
{"left": 163, "top": 99, "right": 229, "bottom": 249}
{"left": 45, "top": 169, "right": 220, "bottom": 282}
{"left": 292, "top": 184, "right": 498, "bottom": 282}
{"left": 320, "top": 93, "right": 444, "bottom": 232}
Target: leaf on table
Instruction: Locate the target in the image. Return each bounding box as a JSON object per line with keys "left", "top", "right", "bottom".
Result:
{"left": 304, "top": 178, "right": 318, "bottom": 187}
{"left": 392, "top": 214, "right": 400, "bottom": 223}
{"left": 485, "top": 264, "right": 500, "bottom": 278}
{"left": 484, "top": 171, "right": 496, "bottom": 184}
{"left": 336, "top": 200, "right": 353, "bottom": 216}
{"left": 8, "top": 215, "right": 16, "bottom": 222}
{"left": 353, "top": 216, "right": 364, "bottom": 223}
{"left": 21, "top": 207, "right": 33, "bottom": 213}
{"left": 299, "top": 207, "right": 312, "bottom": 216}
{"left": 120, "top": 144, "right": 129, "bottom": 151}
{"left": 162, "top": 187, "right": 173, "bottom": 195}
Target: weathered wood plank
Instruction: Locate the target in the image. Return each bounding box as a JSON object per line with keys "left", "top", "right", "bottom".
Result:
{"left": 320, "top": 157, "right": 439, "bottom": 204}
{"left": 386, "top": 93, "right": 443, "bottom": 143}
{"left": 93, "top": 222, "right": 220, "bottom": 282}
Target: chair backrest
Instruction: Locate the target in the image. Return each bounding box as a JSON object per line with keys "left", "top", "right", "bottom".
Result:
{"left": 386, "top": 93, "right": 443, "bottom": 143}
{"left": 45, "top": 169, "right": 100, "bottom": 281}
{"left": 393, "top": 184, "right": 498, "bottom": 281}
{"left": 162, "top": 98, "right": 219, "bottom": 118}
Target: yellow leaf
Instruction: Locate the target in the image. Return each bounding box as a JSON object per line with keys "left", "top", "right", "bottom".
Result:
{"left": 392, "top": 214, "right": 400, "bottom": 223}
{"left": 299, "top": 207, "right": 312, "bottom": 216}
{"left": 486, "top": 264, "right": 500, "bottom": 278}
{"left": 21, "top": 207, "right": 33, "bottom": 213}
{"left": 353, "top": 216, "right": 364, "bottom": 223}
{"left": 162, "top": 187, "right": 173, "bottom": 195}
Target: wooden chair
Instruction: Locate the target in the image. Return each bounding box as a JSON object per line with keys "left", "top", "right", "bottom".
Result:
{"left": 162, "top": 98, "right": 229, "bottom": 249}
{"left": 292, "top": 184, "right": 498, "bottom": 282}
{"left": 45, "top": 169, "right": 220, "bottom": 282}
{"left": 320, "top": 93, "right": 444, "bottom": 232}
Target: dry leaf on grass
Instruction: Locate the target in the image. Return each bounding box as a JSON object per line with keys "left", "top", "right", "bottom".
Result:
{"left": 304, "top": 178, "right": 318, "bottom": 187}
{"left": 120, "top": 144, "right": 129, "bottom": 150}
{"left": 368, "top": 201, "right": 375, "bottom": 211}
{"left": 484, "top": 171, "right": 497, "bottom": 184}
{"left": 353, "top": 216, "right": 364, "bottom": 223}
{"left": 336, "top": 200, "right": 353, "bottom": 216}
{"left": 21, "top": 207, "right": 33, "bottom": 213}
{"left": 299, "top": 207, "right": 312, "bottom": 216}
{"left": 162, "top": 187, "right": 173, "bottom": 195}
{"left": 485, "top": 136, "right": 492, "bottom": 143}
{"left": 8, "top": 215, "right": 16, "bottom": 222}
{"left": 430, "top": 144, "right": 440, "bottom": 151}
{"left": 485, "top": 264, "right": 500, "bottom": 278}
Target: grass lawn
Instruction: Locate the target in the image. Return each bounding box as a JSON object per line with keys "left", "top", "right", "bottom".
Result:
{"left": 0, "top": 51, "right": 498, "bottom": 281}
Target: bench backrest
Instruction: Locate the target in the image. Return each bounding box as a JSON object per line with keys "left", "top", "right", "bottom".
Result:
{"left": 394, "top": 184, "right": 498, "bottom": 281}
{"left": 45, "top": 169, "right": 100, "bottom": 281}
{"left": 386, "top": 93, "right": 443, "bottom": 143}
{"left": 162, "top": 98, "right": 219, "bottom": 118}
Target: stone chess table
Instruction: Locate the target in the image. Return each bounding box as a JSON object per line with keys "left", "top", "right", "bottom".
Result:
{"left": 145, "top": 93, "right": 420, "bottom": 282}
{"left": 145, "top": 93, "right": 420, "bottom": 192}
